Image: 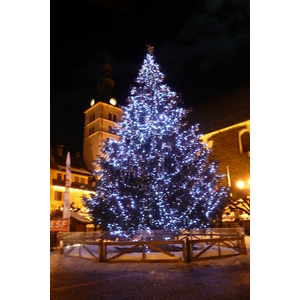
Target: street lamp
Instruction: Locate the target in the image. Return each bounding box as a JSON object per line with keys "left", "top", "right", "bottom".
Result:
{"left": 237, "top": 181, "right": 245, "bottom": 189}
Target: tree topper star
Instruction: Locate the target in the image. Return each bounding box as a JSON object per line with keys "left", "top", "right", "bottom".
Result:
{"left": 146, "top": 44, "right": 154, "bottom": 55}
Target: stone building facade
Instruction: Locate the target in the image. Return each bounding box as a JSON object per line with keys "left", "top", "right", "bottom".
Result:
{"left": 189, "top": 83, "right": 250, "bottom": 200}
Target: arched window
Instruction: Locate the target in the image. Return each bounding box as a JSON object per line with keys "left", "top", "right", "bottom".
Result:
{"left": 241, "top": 131, "right": 250, "bottom": 153}
{"left": 108, "top": 125, "right": 112, "bottom": 133}
{"left": 109, "top": 113, "right": 112, "bottom": 120}
{"left": 113, "top": 114, "right": 117, "bottom": 122}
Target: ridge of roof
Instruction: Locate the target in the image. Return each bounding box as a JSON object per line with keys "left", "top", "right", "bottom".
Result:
{"left": 50, "top": 210, "right": 92, "bottom": 223}
{"left": 188, "top": 83, "right": 250, "bottom": 134}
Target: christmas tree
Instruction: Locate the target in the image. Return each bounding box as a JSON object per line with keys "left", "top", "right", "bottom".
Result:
{"left": 83, "top": 45, "right": 228, "bottom": 231}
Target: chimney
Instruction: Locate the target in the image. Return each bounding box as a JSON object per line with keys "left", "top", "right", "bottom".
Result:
{"left": 56, "top": 145, "right": 63, "bottom": 156}
{"left": 75, "top": 152, "right": 80, "bottom": 158}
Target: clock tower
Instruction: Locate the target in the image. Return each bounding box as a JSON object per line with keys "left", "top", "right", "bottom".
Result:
{"left": 83, "top": 53, "right": 123, "bottom": 172}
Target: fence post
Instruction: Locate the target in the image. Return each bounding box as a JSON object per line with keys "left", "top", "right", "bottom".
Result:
{"left": 50, "top": 233, "right": 54, "bottom": 251}
{"left": 60, "top": 240, "right": 64, "bottom": 255}
{"left": 142, "top": 244, "right": 146, "bottom": 260}
{"left": 99, "top": 239, "right": 103, "bottom": 262}
{"left": 186, "top": 238, "right": 191, "bottom": 263}
{"left": 240, "top": 235, "right": 247, "bottom": 255}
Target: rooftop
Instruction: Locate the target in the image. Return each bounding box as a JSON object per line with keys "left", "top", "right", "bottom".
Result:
{"left": 188, "top": 83, "right": 250, "bottom": 134}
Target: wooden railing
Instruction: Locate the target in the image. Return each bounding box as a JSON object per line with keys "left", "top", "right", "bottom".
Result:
{"left": 59, "top": 229, "right": 247, "bottom": 263}
{"left": 104, "top": 240, "right": 185, "bottom": 263}
{"left": 60, "top": 240, "right": 104, "bottom": 262}
{"left": 186, "top": 235, "right": 247, "bottom": 262}
{"left": 52, "top": 179, "right": 95, "bottom": 191}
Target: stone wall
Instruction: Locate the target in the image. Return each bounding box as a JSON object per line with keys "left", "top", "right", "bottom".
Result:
{"left": 207, "top": 125, "right": 250, "bottom": 199}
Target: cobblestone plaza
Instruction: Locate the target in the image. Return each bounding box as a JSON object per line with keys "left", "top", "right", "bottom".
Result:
{"left": 50, "top": 250, "right": 250, "bottom": 300}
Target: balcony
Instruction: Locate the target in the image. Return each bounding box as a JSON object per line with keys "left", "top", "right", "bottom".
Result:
{"left": 52, "top": 179, "right": 95, "bottom": 192}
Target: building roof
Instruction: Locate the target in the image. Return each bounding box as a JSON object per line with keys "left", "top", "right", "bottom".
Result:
{"left": 188, "top": 83, "right": 250, "bottom": 134}
{"left": 50, "top": 210, "right": 92, "bottom": 224}
{"left": 70, "top": 211, "right": 92, "bottom": 223}
{"left": 50, "top": 150, "right": 92, "bottom": 174}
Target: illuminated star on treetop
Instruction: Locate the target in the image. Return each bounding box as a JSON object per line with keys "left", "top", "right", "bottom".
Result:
{"left": 146, "top": 43, "right": 154, "bottom": 55}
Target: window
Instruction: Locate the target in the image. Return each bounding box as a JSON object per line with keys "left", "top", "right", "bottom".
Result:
{"left": 109, "top": 113, "right": 112, "bottom": 120}
{"left": 241, "top": 131, "right": 250, "bottom": 153}
{"left": 89, "top": 128, "right": 91, "bottom": 135}
{"left": 239, "top": 130, "right": 250, "bottom": 153}
{"left": 54, "top": 191, "right": 63, "bottom": 201}
{"left": 92, "top": 127, "right": 94, "bottom": 134}
{"left": 80, "top": 178, "right": 85, "bottom": 184}
{"left": 113, "top": 114, "right": 117, "bottom": 122}
{"left": 108, "top": 125, "right": 112, "bottom": 133}
{"left": 75, "top": 176, "right": 79, "bottom": 183}
{"left": 57, "top": 173, "right": 62, "bottom": 180}
{"left": 90, "top": 114, "right": 95, "bottom": 123}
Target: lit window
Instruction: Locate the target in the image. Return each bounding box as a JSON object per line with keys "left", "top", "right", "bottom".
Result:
{"left": 81, "top": 178, "right": 85, "bottom": 184}
{"left": 241, "top": 131, "right": 250, "bottom": 153}
{"left": 75, "top": 176, "right": 79, "bottom": 183}
{"left": 109, "top": 113, "right": 112, "bottom": 120}
{"left": 54, "top": 191, "right": 63, "bottom": 201}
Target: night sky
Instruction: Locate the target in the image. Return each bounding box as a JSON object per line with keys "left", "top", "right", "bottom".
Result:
{"left": 50, "top": 0, "right": 250, "bottom": 156}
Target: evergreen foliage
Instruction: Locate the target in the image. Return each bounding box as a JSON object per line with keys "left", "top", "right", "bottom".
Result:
{"left": 83, "top": 49, "right": 228, "bottom": 231}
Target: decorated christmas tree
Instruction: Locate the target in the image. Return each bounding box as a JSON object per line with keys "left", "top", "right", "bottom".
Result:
{"left": 83, "top": 45, "right": 228, "bottom": 231}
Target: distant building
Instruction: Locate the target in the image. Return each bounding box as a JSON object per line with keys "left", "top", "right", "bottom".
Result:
{"left": 50, "top": 145, "right": 95, "bottom": 214}
{"left": 50, "top": 210, "right": 92, "bottom": 232}
{"left": 189, "top": 83, "right": 250, "bottom": 200}
{"left": 83, "top": 53, "right": 123, "bottom": 172}
{"left": 50, "top": 53, "right": 123, "bottom": 217}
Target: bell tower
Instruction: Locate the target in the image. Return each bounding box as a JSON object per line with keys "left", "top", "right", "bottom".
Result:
{"left": 83, "top": 50, "right": 123, "bottom": 172}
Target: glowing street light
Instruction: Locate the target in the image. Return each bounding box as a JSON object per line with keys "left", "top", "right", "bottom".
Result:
{"left": 237, "top": 181, "right": 245, "bottom": 189}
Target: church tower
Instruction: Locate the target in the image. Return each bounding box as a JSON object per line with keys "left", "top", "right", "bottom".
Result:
{"left": 83, "top": 52, "right": 123, "bottom": 172}
{"left": 96, "top": 51, "right": 115, "bottom": 103}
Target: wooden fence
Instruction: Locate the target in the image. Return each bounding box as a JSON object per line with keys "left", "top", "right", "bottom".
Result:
{"left": 186, "top": 235, "right": 247, "bottom": 262}
{"left": 58, "top": 229, "right": 247, "bottom": 263}
{"left": 104, "top": 240, "right": 185, "bottom": 263}
{"left": 60, "top": 240, "right": 104, "bottom": 262}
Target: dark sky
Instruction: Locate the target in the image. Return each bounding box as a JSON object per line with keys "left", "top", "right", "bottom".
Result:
{"left": 50, "top": 0, "right": 250, "bottom": 156}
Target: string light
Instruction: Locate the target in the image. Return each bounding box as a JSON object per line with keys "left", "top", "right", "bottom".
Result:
{"left": 83, "top": 50, "right": 228, "bottom": 231}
